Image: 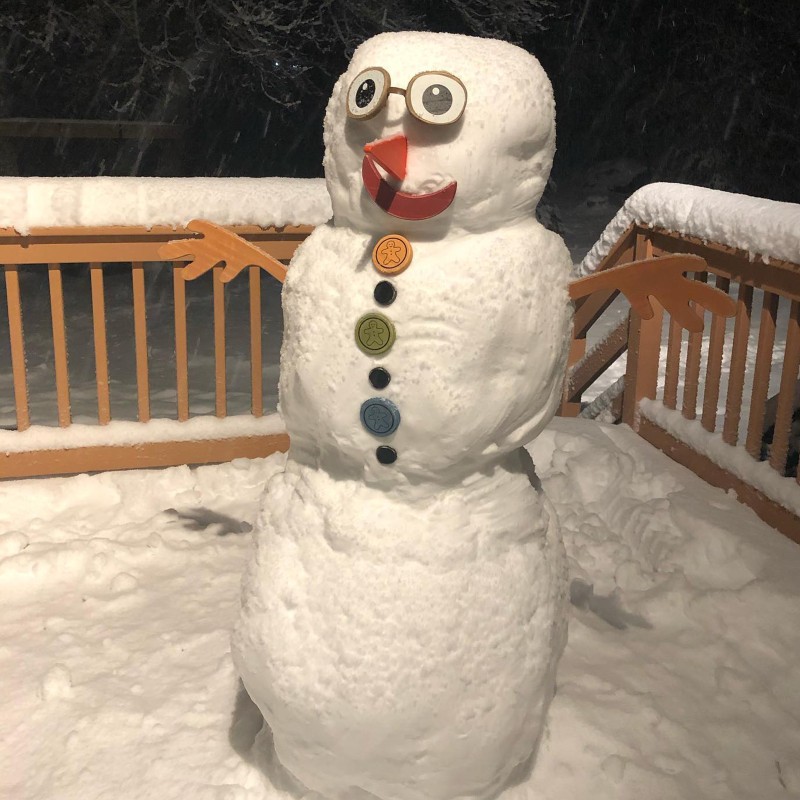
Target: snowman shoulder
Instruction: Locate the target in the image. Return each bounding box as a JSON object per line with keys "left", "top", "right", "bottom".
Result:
{"left": 286, "top": 223, "right": 371, "bottom": 284}
{"left": 439, "top": 221, "right": 573, "bottom": 289}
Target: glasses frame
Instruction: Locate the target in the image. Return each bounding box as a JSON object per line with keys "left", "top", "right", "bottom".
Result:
{"left": 347, "top": 68, "right": 468, "bottom": 125}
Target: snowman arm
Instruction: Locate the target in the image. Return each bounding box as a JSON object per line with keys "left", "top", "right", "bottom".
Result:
{"left": 568, "top": 254, "right": 736, "bottom": 333}
{"left": 158, "top": 219, "right": 287, "bottom": 283}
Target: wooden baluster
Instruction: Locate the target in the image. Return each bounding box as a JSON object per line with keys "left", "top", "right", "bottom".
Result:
{"left": 701, "top": 276, "right": 731, "bottom": 431}
{"left": 213, "top": 264, "right": 227, "bottom": 418}
{"left": 249, "top": 265, "right": 263, "bottom": 418}
{"left": 622, "top": 232, "right": 663, "bottom": 429}
{"left": 723, "top": 282, "right": 754, "bottom": 445}
{"left": 770, "top": 299, "right": 800, "bottom": 476}
{"left": 132, "top": 262, "right": 151, "bottom": 423}
{"left": 4, "top": 265, "right": 30, "bottom": 431}
{"left": 681, "top": 272, "right": 708, "bottom": 420}
{"left": 90, "top": 263, "right": 111, "bottom": 424}
{"left": 173, "top": 264, "right": 189, "bottom": 421}
{"left": 48, "top": 263, "right": 71, "bottom": 427}
{"left": 745, "top": 292, "right": 779, "bottom": 459}
{"left": 663, "top": 316, "right": 682, "bottom": 410}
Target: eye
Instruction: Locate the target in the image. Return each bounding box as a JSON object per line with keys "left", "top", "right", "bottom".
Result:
{"left": 347, "top": 67, "right": 390, "bottom": 120}
{"left": 406, "top": 71, "right": 467, "bottom": 125}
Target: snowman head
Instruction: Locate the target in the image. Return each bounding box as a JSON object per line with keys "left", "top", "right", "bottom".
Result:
{"left": 324, "top": 32, "right": 556, "bottom": 238}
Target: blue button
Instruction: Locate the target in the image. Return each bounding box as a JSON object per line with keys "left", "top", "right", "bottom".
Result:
{"left": 360, "top": 397, "right": 401, "bottom": 437}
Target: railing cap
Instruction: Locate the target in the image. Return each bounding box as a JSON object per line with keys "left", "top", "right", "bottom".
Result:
{"left": 0, "top": 176, "right": 332, "bottom": 234}
{"left": 580, "top": 182, "right": 800, "bottom": 276}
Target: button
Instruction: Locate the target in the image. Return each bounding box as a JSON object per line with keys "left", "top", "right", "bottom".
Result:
{"left": 372, "top": 234, "right": 412, "bottom": 275}
{"left": 369, "top": 366, "right": 391, "bottom": 389}
{"left": 355, "top": 312, "right": 395, "bottom": 356}
{"left": 376, "top": 445, "right": 398, "bottom": 465}
{"left": 360, "top": 397, "right": 401, "bottom": 437}
{"left": 373, "top": 280, "right": 397, "bottom": 306}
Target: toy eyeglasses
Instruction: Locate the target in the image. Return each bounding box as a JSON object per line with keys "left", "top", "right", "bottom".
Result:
{"left": 346, "top": 68, "right": 467, "bottom": 125}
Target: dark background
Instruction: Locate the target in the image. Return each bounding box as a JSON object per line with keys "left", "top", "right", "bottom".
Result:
{"left": 1, "top": 0, "right": 798, "bottom": 203}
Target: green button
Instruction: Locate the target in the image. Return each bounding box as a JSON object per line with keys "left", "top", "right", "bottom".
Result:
{"left": 355, "top": 312, "right": 396, "bottom": 356}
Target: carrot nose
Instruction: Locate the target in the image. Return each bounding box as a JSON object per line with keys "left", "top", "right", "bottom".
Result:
{"left": 364, "top": 134, "right": 408, "bottom": 181}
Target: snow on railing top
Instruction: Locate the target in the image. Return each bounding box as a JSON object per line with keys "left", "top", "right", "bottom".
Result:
{"left": 579, "top": 182, "right": 800, "bottom": 275}
{"left": 0, "top": 176, "right": 332, "bottom": 234}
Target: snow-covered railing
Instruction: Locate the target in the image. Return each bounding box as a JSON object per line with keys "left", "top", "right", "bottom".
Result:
{"left": 0, "top": 177, "right": 330, "bottom": 478}
{"left": 565, "top": 184, "right": 800, "bottom": 541}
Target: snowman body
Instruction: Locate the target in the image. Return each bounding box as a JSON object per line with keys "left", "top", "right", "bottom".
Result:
{"left": 233, "top": 32, "right": 573, "bottom": 800}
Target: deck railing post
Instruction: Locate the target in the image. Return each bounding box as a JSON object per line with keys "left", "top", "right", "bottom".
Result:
{"left": 621, "top": 231, "right": 663, "bottom": 430}
{"left": 90, "top": 263, "right": 111, "bottom": 424}
{"left": 173, "top": 263, "right": 189, "bottom": 421}
{"left": 4, "top": 264, "right": 30, "bottom": 431}
{"left": 48, "top": 263, "right": 71, "bottom": 427}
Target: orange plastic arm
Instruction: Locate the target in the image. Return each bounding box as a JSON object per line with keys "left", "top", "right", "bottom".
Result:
{"left": 569, "top": 254, "right": 737, "bottom": 332}
{"left": 158, "top": 219, "right": 287, "bottom": 283}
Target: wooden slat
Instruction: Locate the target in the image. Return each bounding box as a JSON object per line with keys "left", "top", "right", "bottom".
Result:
{"left": 213, "top": 265, "right": 227, "bottom": 418}
{"left": 131, "top": 263, "right": 151, "bottom": 423}
{"left": 639, "top": 418, "right": 799, "bottom": 543}
{"left": 0, "top": 223, "right": 313, "bottom": 238}
{"left": 648, "top": 227, "right": 800, "bottom": 303}
{"left": 622, "top": 233, "right": 662, "bottom": 429}
{"left": 745, "top": 292, "right": 780, "bottom": 458}
{"left": 48, "top": 263, "right": 71, "bottom": 427}
{"left": 663, "top": 316, "right": 683, "bottom": 410}
{"left": 90, "top": 263, "right": 111, "bottom": 424}
{"left": 770, "top": 300, "right": 800, "bottom": 475}
{"left": 173, "top": 265, "right": 189, "bottom": 421}
{"left": 682, "top": 273, "right": 708, "bottom": 420}
{"left": 249, "top": 266, "right": 263, "bottom": 418}
{"left": 0, "top": 226, "right": 312, "bottom": 265}
{"left": 3, "top": 265, "right": 30, "bottom": 431}
{"left": 722, "top": 282, "right": 754, "bottom": 445}
{"left": 701, "top": 276, "right": 731, "bottom": 431}
{"left": 572, "top": 288, "right": 618, "bottom": 339}
{"left": 567, "top": 335, "right": 587, "bottom": 368}
{"left": 567, "top": 316, "right": 629, "bottom": 402}
{"left": 623, "top": 304, "right": 664, "bottom": 429}
{"left": 0, "top": 434, "right": 290, "bottom": 479}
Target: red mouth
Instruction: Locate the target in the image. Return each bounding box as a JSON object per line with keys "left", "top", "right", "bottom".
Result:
{"left": 362, "top": 135, "right": 457, "bottom": 221}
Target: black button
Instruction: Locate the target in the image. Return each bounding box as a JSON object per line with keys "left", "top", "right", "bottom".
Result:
{"left": 376, "top": 445, "right": 397, "bottom": 464}
{"left": 369, "top": 367, "right": 391, "bottom": 389}
{"left": 373, "top": 280, "right": 397, "bottom": 306}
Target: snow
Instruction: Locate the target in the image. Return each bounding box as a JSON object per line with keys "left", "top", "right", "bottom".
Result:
{"left": 0, "top": 177, "right": 332, "bottom": 234}
{"left": 2, "top": 418, "right": 799, "bottom": 800}
{"left": 580, "top": 182, "right": 800, "bottom": 275}
{"left": 0, "top": 412, "right": 283, "bottom": 453}
{"left": 640, "top": 399, "right": 800, "bottom": 516}
{"left": 236, "top": 33, "right": 575, "bottom": 800}
{"left": 324, "top": 31, "right": 555, "bottom": 238}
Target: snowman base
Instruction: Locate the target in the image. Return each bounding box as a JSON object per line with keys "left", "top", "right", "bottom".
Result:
{"left": 233, "top": 451, "right": 568, "bottom": 800}
{"left": 247, "top": 710, "right": 557, "bottom": 800}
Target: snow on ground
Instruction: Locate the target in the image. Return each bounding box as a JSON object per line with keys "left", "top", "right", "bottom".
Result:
{"left": 2, "top": 417, "right": 799, "bottom": 800}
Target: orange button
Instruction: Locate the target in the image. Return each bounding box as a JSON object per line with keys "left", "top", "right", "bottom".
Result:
{"left": 372, "top": 234, "right": 413, "bottom": 275}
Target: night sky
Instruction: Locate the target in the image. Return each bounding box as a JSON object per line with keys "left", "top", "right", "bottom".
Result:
{"left": 0, "top": 0, "right": 797, "bottom": 202}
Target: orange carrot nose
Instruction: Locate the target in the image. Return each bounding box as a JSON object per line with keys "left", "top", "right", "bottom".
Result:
{"left": 364, "top": 134, "right": 408, "bottom": 181}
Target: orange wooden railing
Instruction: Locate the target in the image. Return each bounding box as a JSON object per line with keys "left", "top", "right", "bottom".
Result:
{"left": 563, "top": 223, "right": 800, "bottom": 541}
{"left": 0, "top": 224, "right": 311, "bottom": 478}
{"left": 1, "top": 217, "right": 798, "bottom": 541}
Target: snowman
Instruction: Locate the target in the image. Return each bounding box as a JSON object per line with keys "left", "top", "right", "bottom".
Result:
{"left": 162, "top": 31, "right": 733, "bottom": 800}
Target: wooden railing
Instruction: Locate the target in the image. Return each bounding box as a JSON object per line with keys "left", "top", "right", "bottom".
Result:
{"left": 2, "top": 217, "right": 798, "bottom": 541}
{"left": 0, "top": 224, "right": 311, "bottom": 477}
{"left": 562, "top": 224, "right": 800, "bottom": 541}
